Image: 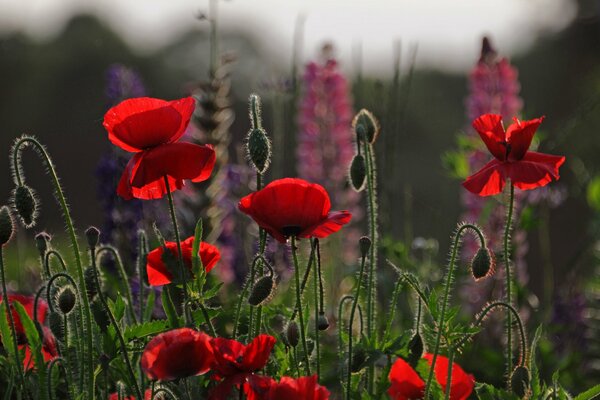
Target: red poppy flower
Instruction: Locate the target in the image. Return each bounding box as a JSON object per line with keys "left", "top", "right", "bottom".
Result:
{"left": 388, "top": 354, "right": 474, "bottom": 400}
{"left": 21, "top": 326, "right": 57, "bottom": 371}
{"left": 245, "top": 375, "right": 330, "bottom": 400}
{"left": 209, "top": 334, "right": 276, "bottom": 400}
{"left": 238, "top": 178, "right": 352, "bottom": 243}
{"left": 146, "top": 237, "right": 220, "bottom": 286}
{"left": 462, "top": 114, "right": 565, "bottom": 196}
{"left": 1, "top": 294, "right": 48, "bottom": 344}
{"left": 103, "top": 97, "right": 216, "bottom": 200}
{"left": 108, "top": 390, "right": 152, "bottom": 400}
{"left": 140, "top": 328, "right": 214, "bottom": 381}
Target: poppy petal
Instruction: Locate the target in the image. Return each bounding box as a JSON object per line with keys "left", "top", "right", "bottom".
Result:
{"left": 209, "top": 374, "right": 249, "bottom": 400}
{"left": 301, "top": 211, "right": 352, "bottom": 239}
{"left": 424, "top": 354, "right": 475, "bottom": 400}
{"left": 462, "top": 159, "right": 505, "bottom": 196}
{"left": 211, "top": 337, "right": 246, "bottom": 377}
{"left": 505, "top": 117, "right": 544, "bottom": 161}
{"left": 472, "top": 114, "right": 506, "bottom": 161}
{"left": 242, "top": 334, "right": 276, "bottom": 372}
{"left": 388, "top": 357, "right": 425, "bottom": 400}
{"left": 130, "top": 143, "right": 215, "bottom": 189}
{"left": 104, "top": 97, "right": 195, "bottom": 152}
{"left": 505, "top": 151, "right": 565, "bottom": 191}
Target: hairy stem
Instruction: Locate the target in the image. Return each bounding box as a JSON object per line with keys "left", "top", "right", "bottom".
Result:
{"left": 291, "top": 236, "right": 311, "bottom": 375}
{"left": 504, "top": 183, "right": 515, "bottom": 380}
{"left": 347, "top": 247, "right": 367, "bottom": 399}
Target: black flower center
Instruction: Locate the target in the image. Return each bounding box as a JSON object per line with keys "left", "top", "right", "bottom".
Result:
{"left": 281, "top": 225, "right": 302, "bottom": 237}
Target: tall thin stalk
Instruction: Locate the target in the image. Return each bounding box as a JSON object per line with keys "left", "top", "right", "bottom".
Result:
{"left": 291, "top": 236, "right": 311, "bottom": 375}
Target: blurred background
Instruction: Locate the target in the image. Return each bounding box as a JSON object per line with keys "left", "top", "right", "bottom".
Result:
{"left": 1, "top": 0, "right": 599, "bottom": 392}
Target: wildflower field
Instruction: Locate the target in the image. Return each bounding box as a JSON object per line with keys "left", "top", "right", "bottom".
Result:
{"left": 0, "top": 1, "right": 599, "bottom": 399}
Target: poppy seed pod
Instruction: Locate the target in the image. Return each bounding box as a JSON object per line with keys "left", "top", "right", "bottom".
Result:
{"left": 317, "top": 311, "right": 330, "bottom": 331}
{"left": 359, "top": 236, "right": 371, "bottom": 258}
{"left": 471, "top": 247, "right": 496, "bottom": 281}
{"left": 0, "top": 206, "right": 14, "bottom": 246}
{"left": 353, "top": 109, "right": 379, "bottom": 144}
{"left": 247, "top": 128, "right": 271, "bottom": 174}
{"left": 84, "top": 266, "right": 98, "bottom": 299}
{"left": 57, "top": 286, "right": 76, "bottom": 314}
{"left": 48, "top": 312, "right": 64, "bottom": 342}
{"left": 407, "top": 332, "right": 424, "bottom": 366}
{"left": 85, "top": 226, "right": 100, "bottom": 249}
{"left": 349, "top": 154, "right": 366, "bottom": 192}
{"left": 286, "top": 321, "right": 299, "bottom": 347}
{"left": 248, "top": 275, "right": 275, "bottom": 306}
{"left": 34, "top": 232, "right": 51, "bottom": 257}
{"left": 13, "top": 185, "right": 37, "bottom": 228}
{"left": 510, "top": 365, "right": 531, "bottom": 398}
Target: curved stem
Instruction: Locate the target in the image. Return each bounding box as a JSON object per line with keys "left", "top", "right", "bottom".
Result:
{"left": 96, "top": 246, "right": 137, "bottom": 324}
{"left": 47, "top": 357, "right": 73, "bottom": 400}
{"left": 424, "top": 223, "right": 485, "bottom": 399}
{"left": 163, "top": 176, "right": 190, "bottom": 325}
{"left": 290, "top": 236, "right": 311, "bottom": 375}
{"left": 0, "top": 247, "right": 24, "bottom": 386}
{"left": 338, "top": 295, "right": 354, "bottom": 390}
{"left": 44, "top": 249, "right": 68, "bottom": 276}
{"left": 347, "top": 248, "right": 367, "bottom": 400}
{"left": 12, "top": 136, "right": 94, "bottom": 399}
{"left": 504, "top": 183, "right": 515, "bottom": 379}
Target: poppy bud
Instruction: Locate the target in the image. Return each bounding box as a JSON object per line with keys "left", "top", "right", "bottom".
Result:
{"left": 350, "top": 347, "right": 367, "bottom": 373}
{"left": 84, "top": 266, "right": 98, "bottom": 299}
{"left": 359, "top": 236, "right": 371, "bottom": 258}
{"left": 471, "top": 247, "right": 495, "bottom": 281}
{"left": 0, "top": 206, "right": 14, "bottom": 246}
{"left": 510, "top": 365, "right": 531, "bottom": 398}
{"left": 35, "top": 232, "right": 51, "bottom": 256}
{"left": 248, "top": 275, "right": 275, "bottom": 306}
{"left": 48, "top": 312, "right": 64, "bottom": 342}
{"left": 407, "top": 332, "right": 424, "bottom": 366}
{"left": 286, "top": 321, "right": 299, "bottom": 347}
{"left": 247, "top": 128, "right": 271, "bottom": 174}
{"left": 91, "top": 299, "right": 109, "bottom": 332}
{"left": 57, "top": 286, "right": 76, "bottom": 314}
{"left": 317, "top": 311, "right": 329, "bottom": 331}
{"left": 85, "top": 226, "right": 100, "bottom": 249}
{"left": 13, "top": 185, "right": 37, "bottom": 228}
{"left": 349, "top": 154, "right": 366, "bottom": 192}
{"left": 353, "top": 109, "right": 379, "bottom": 144}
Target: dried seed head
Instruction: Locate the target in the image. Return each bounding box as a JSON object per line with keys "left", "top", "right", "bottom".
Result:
{"left": 85, "top": 226, "right": 100, "bottom": 249}
{"left": 0, "top": 206, "right": 14, "bottom": 246}
{"left": 247, "top": 128, "right": 271, "bottom": 174}
{"left": 510, "top": 365, "right": 531, "bottom": 398}
{"left": 13, "top": 185, "right": 38, "bottom": 228}
{"left": 353, "top": 109, "right": 379, "bottom": 144}
{"left": 286, "top": 321, "right": 299, "bottom": 347}
{"left": 471, "top": 247, "right": 496, "bottom": 281}
{"left": 35, "top": 232, "right": 52, "bottom": 256}
{"left": 248, "top": 275, "right": 275, "bottom": 306}
{"left": 57, "top": 286, "right": 77, "bottom": 314}
{"left": 359, "top": 236, "right": 371, "bottom": 258}
{"left": 48, "top": 312, "right": 64, "bottom": 342}
{"left": 349, "top": 154, "right": 366, "bottom": 192}
{"left": 317, "top": 311, "right": 330, "bottom": 331}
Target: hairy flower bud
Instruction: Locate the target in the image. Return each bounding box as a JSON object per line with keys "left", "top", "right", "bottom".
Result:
{"left": 349, "top": 154, "right": 366, "bottom": 192}
{"left": 57, "top": 286, "right": 77, "bottom": 315}
{"left": 13, "top": 185, "right": 37, "bottom": 228}
{"left": 0, "top": 206, "right": 14, "bottom": 246}
{"left": 248, "top": 275, "right": 275, "bottom": 306}
{"left": 35, "top": 232, "right": 51, "bottom": 257}
{"left": 471, "top": 247, "right": 495, "bottom": 281}
{"left": 317, "top": 311, "right": 330, "bottom": 331}
{"left": 286, "top": 321, "right": 299, "bottom": 347}
{"left": 84, "top": 266, "right": 98, "bottom": 299}
{"left": 353, "top": 109, "right": 379, "bottom": 144}
{"left": 350, "top": 347, "right": 367, "bottom": 373}
{"left": 85, "top": 226, "right": 100, "bottom": 249}
{"left": 48, "top": 312, "right": 64, "bottom": 342}
{"left": 407, "top": 332, "right": 424, "bottom": 366}
{"left": 510, "top": 365, "right": 531, "bottom": 398}
{"left": 247, "top": 128, "right": 271, "bottom": 174}
{"left": 359, "top": 236, "right": 371, "bottom": 258}
{"left": 91, "top": 299, "right": 109, "bottom": 332}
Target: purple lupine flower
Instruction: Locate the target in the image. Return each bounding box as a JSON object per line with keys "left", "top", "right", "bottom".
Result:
{"left": 105, "top": 64, "right": 146, "bottom": 107}
{"left": 551, "top": 291, "right": 588, "bottom": 354}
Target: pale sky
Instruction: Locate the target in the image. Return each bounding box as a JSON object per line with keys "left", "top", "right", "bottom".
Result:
{"left": 0, "top": 0, "right": 577, "bottom": 75}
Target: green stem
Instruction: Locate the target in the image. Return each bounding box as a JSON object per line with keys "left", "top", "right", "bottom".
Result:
{"left": 444, "top": 350, "right": 454, "bottom": 400}
{"left": 163, "top": 176, "right": 189, "bottom": 324}
{"left": 347, "top": 248, "right": 367, "bottom": 400}
{"left": 383, "top": 273, "right": 405, "bottom": 345}
{"left": 96, "top": 246, "right": 137, "bottom": 324}
{"left": 504, "top": 183, "right": 515, "bottom": 380}
{"left": 338, "top": 295, "right": 354, "bottom": 389}
{"left": 137, "top": 231, "right": 147, "bottom": 324}
{"left": 424, "top": 223, "right": 485, "bottom": 399}
{"left": 12, "top": 137, "right": 94, "bottom": 399}
{"left": 0, "top": 247, "right": 24, "bottom": 387}
{"left": 198, "top": 302, "right": 217, "bottom": 337}
{"left": 290, "top": 236, "right": 311, "bottom": 375}
{"left": 44, "top": 250, "right": 68, "bottom": 276}
{"left": 90, "top": 246, "right": 143, "bottom": 400}
{"left": 290, "top": 242, "right": 316, "bottom": 321}
{"left": 313, "top": 239, "right": 321, "bottom": 379}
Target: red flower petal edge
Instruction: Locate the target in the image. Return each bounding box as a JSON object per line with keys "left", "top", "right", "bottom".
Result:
{"left": 245, "top": 375, "right": 330, "bottom": 400}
